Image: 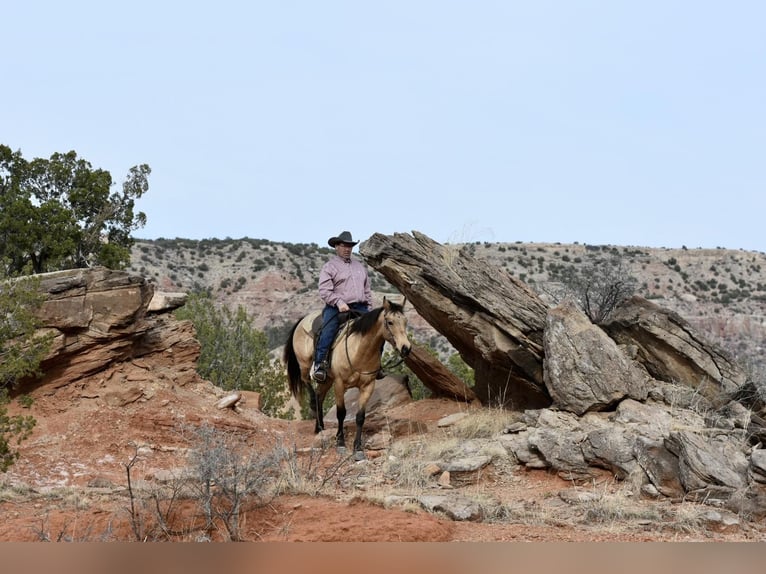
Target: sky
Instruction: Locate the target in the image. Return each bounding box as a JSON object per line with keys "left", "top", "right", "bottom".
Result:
{"left": 4, "top": 1, "right": 765, "bottom": 251}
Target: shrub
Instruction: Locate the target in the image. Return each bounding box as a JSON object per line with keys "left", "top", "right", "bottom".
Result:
{"left": 174, "top": 293, "right": 293, "bottom": 418}
{"left": 557, "top": 255, "right": 638, "bottom": 324}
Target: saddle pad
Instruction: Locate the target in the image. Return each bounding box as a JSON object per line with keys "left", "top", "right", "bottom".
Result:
{"left": 298, "top": 311, "right": 322, "bottom": 336}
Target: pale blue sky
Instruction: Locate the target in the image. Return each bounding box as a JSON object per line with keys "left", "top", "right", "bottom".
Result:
{"left": 4, "top": 1, "right": 765, "bottom": 251}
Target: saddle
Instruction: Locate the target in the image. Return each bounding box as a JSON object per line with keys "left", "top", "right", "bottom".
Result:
{"left": 308, "top": 309, "right": 362, "bottom": 336}
{"left": 303, "top": 309, "right": 363, "bottom": 367}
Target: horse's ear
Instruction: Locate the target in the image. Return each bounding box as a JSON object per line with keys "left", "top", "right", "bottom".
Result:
{"left": 401, "top": 297, "right": 407, "bottom": 309}
{"left": 383, "top": 296, "right": 390, "bottom": 310}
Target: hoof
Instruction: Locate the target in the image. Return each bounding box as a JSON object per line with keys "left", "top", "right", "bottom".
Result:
{"left": 353, "top": 450, "right": 366, "bottom": 461}
{"left": 336, "top": 446, "right": 347, "bottom": 455}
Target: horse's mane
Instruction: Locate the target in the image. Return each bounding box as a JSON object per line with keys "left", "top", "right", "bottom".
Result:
{"left": 349, "top": 301, "right": 404, "bottom": 336}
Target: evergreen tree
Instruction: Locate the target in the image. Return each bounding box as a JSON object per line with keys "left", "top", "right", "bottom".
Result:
{"left": 0, "top": 275, "right": 50, "bottom": 470}
{"left": 175, "top": 293, "right": 294, "bottom": 419}
{"left": 0, "top": 145, "right": 150, "bottom": 274}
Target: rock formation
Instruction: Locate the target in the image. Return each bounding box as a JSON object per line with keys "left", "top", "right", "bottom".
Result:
{"left": 360, "top": 231, "right": 766, "bottom": 517}
{"left": 361, "top": 231, "right": 550, "bottom": 409}
{"left": 17, "top": 267, "right": 198, "bottom": 394}
{"left": 603, "top": 295, "right": 749, "bottom": 406}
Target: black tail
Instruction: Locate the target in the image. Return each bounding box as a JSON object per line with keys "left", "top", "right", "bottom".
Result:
{"left": 284, "top": 319, "right": 305, "bottom": 399}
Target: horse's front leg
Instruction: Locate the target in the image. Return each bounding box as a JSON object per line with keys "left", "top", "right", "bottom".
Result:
{"left": 352, "top": 408, "right": 366, "bottom": 460}
{"left": 352, "top": 382, "right": 375, "bottom": 460}
{"left": 335, "top": 402, "right": 346, "bottom": 452}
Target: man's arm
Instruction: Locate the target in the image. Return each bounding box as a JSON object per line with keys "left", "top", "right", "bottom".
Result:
{"left": 318, "top": 263, "right": 342, "bottom": 308}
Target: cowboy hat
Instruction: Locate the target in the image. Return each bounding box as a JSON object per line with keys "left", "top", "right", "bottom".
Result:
{"left": 328, "top": 231, "right": 359, "bottom": 247}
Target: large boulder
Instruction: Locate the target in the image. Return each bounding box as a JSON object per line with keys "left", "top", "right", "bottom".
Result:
{"left": 665, "top": 430, "right": 749, "bottom": 500}
{"left": 603, "top": 295, "right": 747, "bottom": 405}
{"left": 543, "top": 299, "right": 649, "bottom": 414}
{"left": 361, "top": 231, "right": 551, "bottom": 409}
{"left": 358, "top": 231, "right": 766, "bottom": 518}
{"left": 362, "top": 232, "right": 750, "bottom": 413}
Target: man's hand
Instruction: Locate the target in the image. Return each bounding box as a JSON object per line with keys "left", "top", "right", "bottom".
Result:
{"left": 338, "top": 303, "right": 350, "bottom": 313}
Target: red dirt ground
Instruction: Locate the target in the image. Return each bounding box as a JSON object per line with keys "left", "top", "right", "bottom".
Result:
{"left": 1, "top": 372, "right": 764, "bottom": 542}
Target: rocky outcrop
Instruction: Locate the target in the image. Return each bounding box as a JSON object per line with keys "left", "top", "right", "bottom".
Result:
{"left": 19, "top": 267, "right": 196, "bottom": 392}
{"left": 12, "top": 253, "right": 765, "bottom": 523}
{"left": 604, "top": 295, "right": 749, "bottom": 406}
{"left": 361, "top": 231, "right": 550, "bottom": 409}
{"left": 361, "top": 231, "right": 749, "bottom": 411}
{"left": 360, "top": 231, "right": 766, "bottom": 517}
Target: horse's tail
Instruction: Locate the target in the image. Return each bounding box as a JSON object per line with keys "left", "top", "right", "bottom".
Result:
{"left": 283, "top": 318, "right": 305, "bottom": 399}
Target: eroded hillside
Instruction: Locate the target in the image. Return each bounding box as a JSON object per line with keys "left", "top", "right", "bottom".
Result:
{"left": 128, "top": 236, "right": 766, "bottom": 375}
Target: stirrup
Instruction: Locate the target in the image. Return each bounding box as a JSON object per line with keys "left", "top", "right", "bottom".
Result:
{"left": 313, "top": 362, "right": 328, "bottom": 383}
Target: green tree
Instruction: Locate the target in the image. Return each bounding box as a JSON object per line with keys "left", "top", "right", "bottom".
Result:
{"left": 0, "top": 145, "right": 150, "bottom": 275}
{"left": 0, "top": 276, "right": 53, "bottom": 387}
{"left": 447, "top": 352, "right": 475, "bottom": 387}
{"left": 0, "top": 390, "right": 36, "bottom": 472}
{"left": 0, "top": 275, "right": 49, "bottom": 471}
{"left": 175, "top": 293, "right": 293, "bottom": 419}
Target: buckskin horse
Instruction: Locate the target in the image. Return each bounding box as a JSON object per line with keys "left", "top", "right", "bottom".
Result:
{"left": 283, "top": 297, "right": 411, "bottom": 460}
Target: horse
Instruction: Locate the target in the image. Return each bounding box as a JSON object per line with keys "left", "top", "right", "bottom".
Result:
{"left": 283, "top": 297, "right": 411, "bottom": 460}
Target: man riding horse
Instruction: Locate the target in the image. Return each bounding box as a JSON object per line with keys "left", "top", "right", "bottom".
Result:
{"left": 312, "top": 230, "right": 375, "bottom": 383}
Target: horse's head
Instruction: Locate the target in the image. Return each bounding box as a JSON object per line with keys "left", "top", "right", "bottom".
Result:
{"left": 382, "top": 296, "right": 411, "bottom": 357}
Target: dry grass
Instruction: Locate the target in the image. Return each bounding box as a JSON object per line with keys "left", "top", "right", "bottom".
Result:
{"left": 448, "top": 408, "right": 522, "bottom": 439}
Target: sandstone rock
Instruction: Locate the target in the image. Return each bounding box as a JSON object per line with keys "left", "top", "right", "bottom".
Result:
{"left": 665, "top": 430, "right": 748, "bottom": 495}
{"left": 364, "top": 429, "right": 392, "bottom": 450}
{"left": 437, "top": 412, "right": 469, "bottom": 427}
{"left": 543, "top": 299, "right": 649, "bottom": 414}
{"left": 416, "top": 494, "right": 483, "bottom": 521}
{"left": 604, "top": 295, "right": 747, "bottom": 405}
{"left": 749, "top": 450, "right": 766, "bottom": 484}
{"left": 20, "top": 267, "right": 202, "bottom": 392}
{"left": 147, "top": 291, "right": 188, "bottom": 312}
{"left": 699, "top": 509, "right": 741, "bottom": 533}
{"left": 525, "top": 409, "right": 599, "bottom": 482}
{"left": 582, "top": 426, "right": 640, "bottom": 480}
{"left": 216, "top": 392, "right": 242, "bottom": 409}
{"left": 102, "top": 383, "right": 144, "bottom": 407}
{"left": 497, "top": 430, "right": 547, "bottom": 469}
{"left": 558, "top": 489, "right": 603, "bottom": 504}
{"left": 402, "top": 343, "right": 477, "bottom": 402}
{"left": 725, "top": 486, "right": 766, "bottom": 521}
{"left": 238, "top": 390, "right": 263, "bottom": 412}
{"left": 633, "top": 437, "right": 685, "bottom": 500}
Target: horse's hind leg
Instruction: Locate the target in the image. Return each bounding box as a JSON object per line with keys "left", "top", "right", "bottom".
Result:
{"left": 308, "top": 384, "right": 326, "bottom": 434}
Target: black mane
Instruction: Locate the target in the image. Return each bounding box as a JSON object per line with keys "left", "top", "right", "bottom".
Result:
{"left": 348, "top": 307, "right": 383, "bottom": 336}
{"left": 348, "top": 301, "right": 404, "bottom": 336}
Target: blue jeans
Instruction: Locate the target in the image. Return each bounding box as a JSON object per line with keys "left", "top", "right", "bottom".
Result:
{"left": 314, "top": 302, "right": 369, "bottom": 365}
